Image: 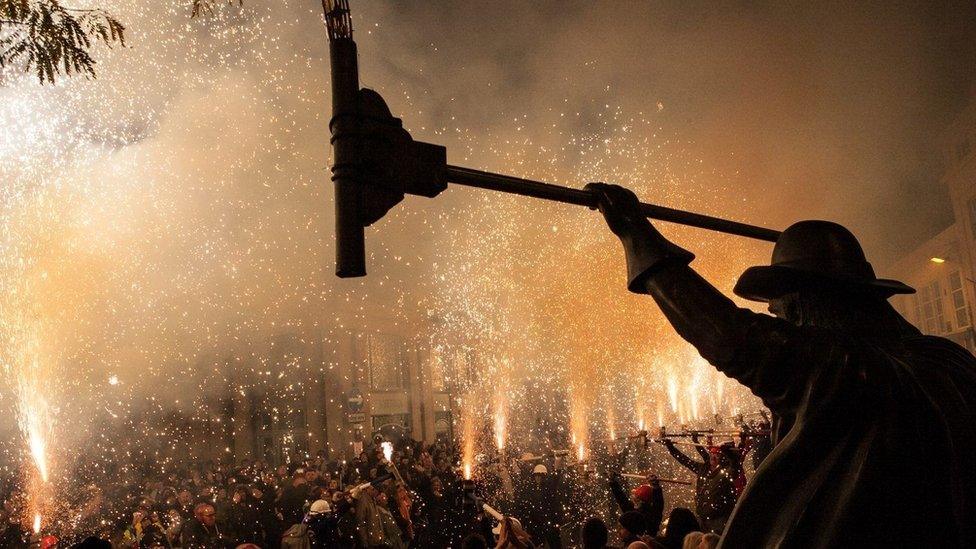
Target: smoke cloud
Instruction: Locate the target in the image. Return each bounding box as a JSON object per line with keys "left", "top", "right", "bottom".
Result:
{"left": 0, "top": 0, "right": 973, "bottom": 485}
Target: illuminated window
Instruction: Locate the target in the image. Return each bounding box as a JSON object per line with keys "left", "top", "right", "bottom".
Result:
{"left": 949, "top": 271, "right": 970, "bottom": 329}
{"left": 367, "top": 333, "right": 404, "bottom": 390}
{"left": 912, "top": 293, "right": 923, "bottom": 325}
{"left": 919, "top": 280, "right": 947, "bottom": 334}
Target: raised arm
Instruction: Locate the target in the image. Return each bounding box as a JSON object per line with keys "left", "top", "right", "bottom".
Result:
{"left": 586, "top": 183, "right": 834, "bottom": 412}
{"left": 692, "top": 435, "right": 711, "bottom": 462}
{"left": 662, "top": 440, "right": 705, "bottom": 475}
{"left": 609, "top": 473, "right": 635, "bottom": 513}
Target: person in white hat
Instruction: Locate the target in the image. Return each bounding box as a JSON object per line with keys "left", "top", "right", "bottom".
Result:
{"left": 308, "top": 500, "right": 331, "bottom": 515}
{"left": 305, "top": 499, "right": 340, "bottom": 548}
{"left": 518, "top": 462, "right": 563, "bottom": 548}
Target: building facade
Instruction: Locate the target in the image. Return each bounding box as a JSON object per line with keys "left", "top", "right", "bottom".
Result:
{"left": 889, "top": 96, "right": 976, "bottom": 353}
{"left": 165, "top": 306, "right": 471, "bottom": 465}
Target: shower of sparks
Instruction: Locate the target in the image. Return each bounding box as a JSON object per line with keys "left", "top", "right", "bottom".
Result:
{"left": 493, "top": 404, "right": 507, "bottom": 451}
{"left": 606, "top": 406, "right": 616, "bottom": 441}
{"left": 460, "top": 403, "right": 476, "bottom": 481}
{"left": 0, "top": 0, "right": 771, "bottom": 535}
{"left": 667, "top": 374, "right": 680, "bottom": 413}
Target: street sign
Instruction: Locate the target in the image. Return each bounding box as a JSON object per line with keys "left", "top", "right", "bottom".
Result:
{"left": 347, "top": 388, "right": 364, "bottom": 412}
{"left": 347, "top": 412, "right": 365, "bottom": 424}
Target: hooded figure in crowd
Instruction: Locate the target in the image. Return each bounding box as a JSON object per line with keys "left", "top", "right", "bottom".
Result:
{"left": 588, "top": 183, "right": 976, "bottom": 546}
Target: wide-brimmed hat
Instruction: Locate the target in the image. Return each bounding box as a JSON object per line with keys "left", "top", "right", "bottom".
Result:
{"left": 733, "top": 220, "right": 914, "bottom": 302}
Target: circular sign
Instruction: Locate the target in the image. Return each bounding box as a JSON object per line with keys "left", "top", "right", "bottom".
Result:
{"left": 347, "top": 388, "right": 364, "bottom": 413}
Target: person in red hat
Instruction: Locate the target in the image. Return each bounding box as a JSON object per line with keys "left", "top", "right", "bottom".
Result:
{"left": 588, "top": 183, "right": 976, "bottom": 546}
{"left": 659, "top": 438, "right": 738, "bottom": 534}
{"left": 609, "top": 473, "right": 663, "bottom": 537}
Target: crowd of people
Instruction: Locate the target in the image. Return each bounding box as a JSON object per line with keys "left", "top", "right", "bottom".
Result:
{"left": 0, "top": 417, "right": 771, "bottom": 549}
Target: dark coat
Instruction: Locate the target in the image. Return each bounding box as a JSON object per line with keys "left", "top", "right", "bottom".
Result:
{"left": 639, "top": 259, "right": 976, "bottom": 547}
{"left": 306, "top": 512, "right": 340, "bottom": 549}
{"left": 717, "top": 322, "right": 976, "bottom": 547}
{"left": 609, "top": 476, "right": 664, "bottom": 537}
{"left": 180, "top": 518, "right": 224, "bottom": 549}
{"left": 662, "top": 443, "right": 736, "bottom": 529}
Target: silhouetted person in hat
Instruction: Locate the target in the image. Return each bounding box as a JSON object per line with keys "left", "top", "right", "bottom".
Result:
{"left": 587, "top": 183, "right": 976, "bottom": 546}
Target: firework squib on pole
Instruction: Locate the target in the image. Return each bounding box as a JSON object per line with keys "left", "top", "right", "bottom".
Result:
{"left": 322, "top": 0, "right": 781, "bottom": 278}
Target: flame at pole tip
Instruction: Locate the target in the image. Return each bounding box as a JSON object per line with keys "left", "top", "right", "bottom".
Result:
{"left": 381, "top": 441, "right": 392, "bottom": 463}
{"left": 33, "top": 513, "right": 41, "bottom": 534}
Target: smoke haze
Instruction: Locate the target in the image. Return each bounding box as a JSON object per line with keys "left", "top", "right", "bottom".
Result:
{"left": 0, "top": 0, "right": 974, "bottom": 487}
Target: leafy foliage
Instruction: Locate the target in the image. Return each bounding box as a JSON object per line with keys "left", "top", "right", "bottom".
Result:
{"left": 191, "top": 0, "right": 243, "bottom": 18}
{"left": 0, "top": 0, "right": 125, "bottom": 83}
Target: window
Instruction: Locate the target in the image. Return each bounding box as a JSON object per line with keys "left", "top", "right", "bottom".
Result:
{"left": 371, "top": 413, "right": 410, "bottom": 431}
{"left": 912, "top": 293, "right": 923, "bottom": 326}
{"left": 453, "top": 349, "right": 477, "bottom": 389}
{"left": 428, "top": 346, "right": 447, "bottom": 392}
{"left": 949, "top": 271, "right": 970, "bottom": 329}
{"left": 367, "top": 333, "right": 404, "bottom": 390}
{"left": 434, "top": 411, "right": 453, "bottom": 441}
{"left": 919, "top": 280, "right": 947, "bottom": 334}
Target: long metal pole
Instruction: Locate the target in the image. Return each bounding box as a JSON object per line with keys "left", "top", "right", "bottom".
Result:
{"left": 446, "top": 165, "right": 781, "bottom": 243}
